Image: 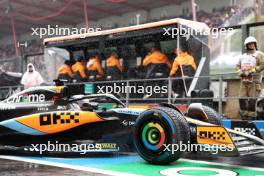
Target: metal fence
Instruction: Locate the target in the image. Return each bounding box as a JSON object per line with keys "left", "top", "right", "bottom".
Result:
{"left": 0, "top": 73, "right": 246, "bottom": 116}
{"left": 74, "top": 74, "right": 261, "bottom": 119}
{"left": 75, "top": 75, "right": 231, "bottom": 113}
{"left": 0, "top": 85, "right": 23, "bottom": 100}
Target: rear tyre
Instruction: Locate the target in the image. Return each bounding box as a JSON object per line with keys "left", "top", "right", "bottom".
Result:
{"left": 133, "top": 107, "right": 190, "bottom": 165}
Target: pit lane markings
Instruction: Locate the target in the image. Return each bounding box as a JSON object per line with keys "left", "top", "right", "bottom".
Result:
{"left": 0, "top": 155, "right": 140, "bottom": 176}
{"left": 1, "top": 155, "right": 264, "bottom": 175}
{"left": 181, "top": 158, "right": 264, "bottom": 172}
{"left": 160, "top": 167, "right": 238, "bottom": 176}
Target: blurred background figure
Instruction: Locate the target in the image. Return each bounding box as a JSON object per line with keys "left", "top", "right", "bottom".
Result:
{"left": 142, "top": 47, "right": 171, "bottom": 79}
{"left": 86, "top": 53, "right": 104, "bottom": 81}
{"left": 237, "top": 36, "right": 264, "bottom": 119}
{"left": 72, "top": 56, "right": 87, "bottom": 82}
{"left": 141, "top": 47, "right": 171, "bottom": 99}
{"left": 21, "top": 63, "right": 44, "bottom": 89}
{"left": 106, "top": 52, "right": 123, "bottom": 80}
{"left": 170, "top": 46, "right": 197, "bottom": 98}
{"left": 143, "top": 47, "right": 171, "bottom": 79}
{"left": 57, "top": 60, "right": 74, "bottom": 82}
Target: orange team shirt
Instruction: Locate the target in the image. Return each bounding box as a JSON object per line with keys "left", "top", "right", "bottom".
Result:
{"left": 143, "top": 51, "right": 171, "bottom": 68}
{"left": 72, "top": 61, "right": 87, "bottom": 78}
{"left": 87, "top": 57, "right": 104, "bottom": 78}
{"left": 169, "top": 52, "right": 197, "bottom": 76}
{"left": 106, "top": 56, "right": 123, "bottom": 72}
{"left": 58, "top": 64, "right": 73, "bottom": 78}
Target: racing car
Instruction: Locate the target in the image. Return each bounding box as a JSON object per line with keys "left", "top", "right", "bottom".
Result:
{"left": 0, "top": 82, "right": 264, "bottom": 164}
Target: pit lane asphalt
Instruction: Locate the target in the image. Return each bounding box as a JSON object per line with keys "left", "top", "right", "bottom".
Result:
{"left": 0, "top": 159, "right": 107, "bottom": 176}
{"left": 0, "top": 153, "right": 263, "bottom": 175}
{"left": 184, "top": 153, "right": 264, "bottom": 168}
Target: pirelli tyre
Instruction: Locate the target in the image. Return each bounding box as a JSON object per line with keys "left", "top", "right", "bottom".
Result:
{"left": 202, "top": 105, "right": 223, "bottom": 126}
{"left": 133, "top": 107, "right": 190, "bottom": 165}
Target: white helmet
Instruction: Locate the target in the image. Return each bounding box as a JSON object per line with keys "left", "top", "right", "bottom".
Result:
{"left": 244, "top": 36, "right": 258, "bottom": 50}
{"left": 244, "top": 36, "right": 257, "bottom": 46}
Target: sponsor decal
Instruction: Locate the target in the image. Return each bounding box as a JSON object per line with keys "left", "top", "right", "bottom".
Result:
{"left": 37, "top": 107, "right": 49, "bottom": 111}
{"left": 16, "top": 111, "right": 102, "bottom": 134}
{"left": 57, "top": 106, "right": 67, "bottom": 110}
{"left": 230, "top": 120, "right": 262, "bottom": 138}
{"left": 234, "top": 127, "right": 256, "bottom": 136}
{"left": 113, "top": 108, "right": 143, "bottom": 115}
{"left": 197, "top": 126, "right": 233, "bottom": 146}
{"left": 7, "top": 93, "right": 46, "bottom": 103}
{"left": 0, "top": 105, "right": 16, "bottom": 110}
{"left": 96, "top": 143, "right": 118, "bottom": 150}
{"left": 199, "top": 131, "right": 226, "bottom": 141}
{"left": 121, "top": 120, "right": 135, "bottom": 126}
{"left": 40, "top": 112, "right": 80, "bottom": 126}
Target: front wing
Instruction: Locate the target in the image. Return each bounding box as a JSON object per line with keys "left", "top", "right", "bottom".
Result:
{"left": 188, "top": 117, "right": 264, "bottom": 156}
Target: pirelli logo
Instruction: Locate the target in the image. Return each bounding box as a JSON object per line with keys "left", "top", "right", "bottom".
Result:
{"left": 40, "top": 112, "right": 80, "bottom": 126}
{"left": 197, "top": 126, "right": 233, "bottom": 145}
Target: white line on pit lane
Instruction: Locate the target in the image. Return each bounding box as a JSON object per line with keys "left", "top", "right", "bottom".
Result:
{"left": 181, "top": 158, "right": 264, "bottom": 172}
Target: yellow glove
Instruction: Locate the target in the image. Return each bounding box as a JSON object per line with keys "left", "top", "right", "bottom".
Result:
{"left": 236, "top": 69, "right": 243, "bottom": 76}
{"left": 251, "top": 68, "right": 256, "bottom": 73}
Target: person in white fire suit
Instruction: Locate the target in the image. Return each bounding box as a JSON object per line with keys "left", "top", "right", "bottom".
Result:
{"left": 21, "top": 63, "right": 44, "bottom": 89}
{"left": 236, "top": 36, "right": 264, "bottom": 119}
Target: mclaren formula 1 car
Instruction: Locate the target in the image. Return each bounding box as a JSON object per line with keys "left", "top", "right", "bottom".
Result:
{"left": 0, "top": 82, "right": 264, "bottom": 164}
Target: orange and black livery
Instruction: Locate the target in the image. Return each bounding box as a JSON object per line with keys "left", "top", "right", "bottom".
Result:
{"left": 0, "top": 83, "right": 264, "bottom": 165}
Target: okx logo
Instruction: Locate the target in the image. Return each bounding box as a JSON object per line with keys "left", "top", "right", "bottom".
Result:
{"left": 196, "top": 126, "right": 233, "bottom": 145}
{"left": 40, "top": 112, "right": 80, "bottom": 126}
{"left": 199, "top": 131, "right": 226, "bottom": 140}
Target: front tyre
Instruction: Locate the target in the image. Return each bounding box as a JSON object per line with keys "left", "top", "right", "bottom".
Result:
{"left": 133, "top": 107, "right": 190, "bottom": 165}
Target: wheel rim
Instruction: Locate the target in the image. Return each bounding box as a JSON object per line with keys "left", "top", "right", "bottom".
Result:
{"left": 141, "top": 122, "right": 166, "bottom": 151}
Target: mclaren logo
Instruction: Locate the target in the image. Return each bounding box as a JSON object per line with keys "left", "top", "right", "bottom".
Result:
{"left": 40, "top": 112, "right": 80, "bottom": 126}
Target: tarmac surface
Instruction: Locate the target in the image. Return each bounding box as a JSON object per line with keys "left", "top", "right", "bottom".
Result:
{"left": 184, "top": 153, "right": 264, "bottom": 168}
{"left": 0, "top": 153, "right": 263, "bottom": 176}
{"left": 0, "top": 159, "right": 107, "bottom": 176}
